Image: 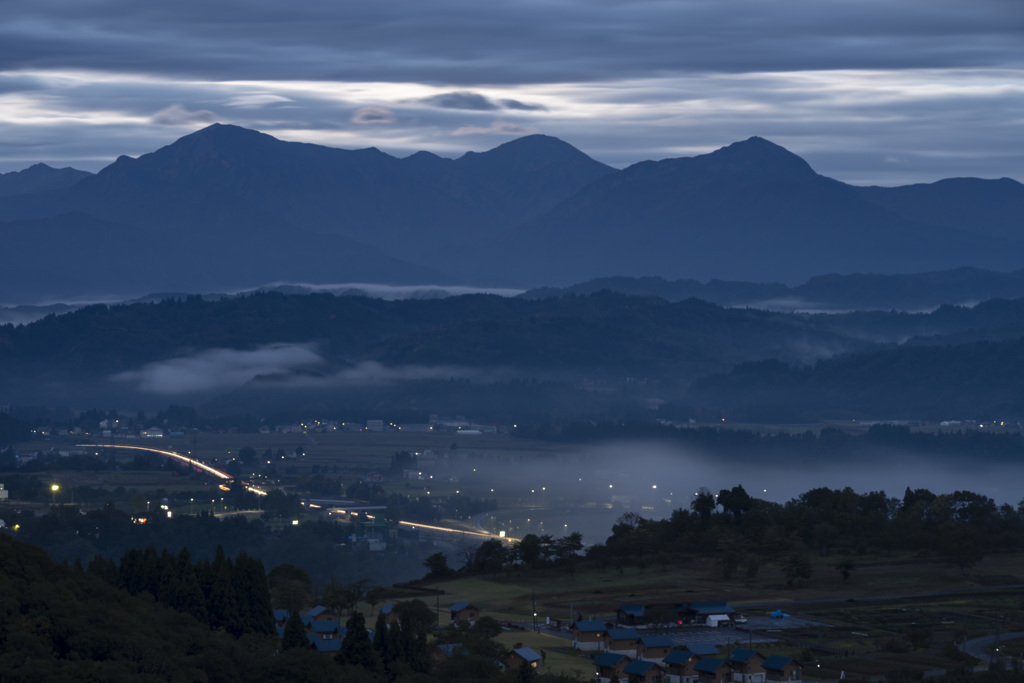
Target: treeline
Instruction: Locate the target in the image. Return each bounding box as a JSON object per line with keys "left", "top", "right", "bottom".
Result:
{"left": 587, "top": 484, "right": 1022, "bottom": 579}
{"left": 2, "top": 502, "right": 434, "bottom": 587}
{"left": 0, "top": 533, "right": 579, "bottom": 682}
{"left": 423, "top": 531, "right": 585, "bottom": 580}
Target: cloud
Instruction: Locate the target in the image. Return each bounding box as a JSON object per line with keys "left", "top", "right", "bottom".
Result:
{"left": 419, "top": 91, "right": 498, "bottom": 111}
{"left": 351, "top": 106, "right": 395, "bottom": 124}
{"left": 150, "top": 103, "right": 217, "bottom": 125}
{"left": 501, "top": 98, "right": 546, "bottom": 111}
{"left": 113, "top": 343, "right": 324, "bottom": 395}
{"left": 224, "top": 93, "right": 293, "bottom": 108}
{"left": 451, "top": 121, "right": 538, "bottom": 137}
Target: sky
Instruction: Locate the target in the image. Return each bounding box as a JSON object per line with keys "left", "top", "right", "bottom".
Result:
{"left": 0, "top": 0, "right": 1021, "bottom": 185}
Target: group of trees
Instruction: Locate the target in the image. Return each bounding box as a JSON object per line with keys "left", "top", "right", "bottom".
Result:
{"left": 424, "top": 531, "right": 586, "bottom": 580}
{"left": 589, "top": 484, "right": 1024, "bottom": 583}
{"left": 87, "top": 544, "right": 274, "bottom": 637}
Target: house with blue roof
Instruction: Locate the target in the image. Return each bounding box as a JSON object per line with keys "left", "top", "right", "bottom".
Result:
{"left": 604, "top": 627, "right": 640, "bottom": 655}
{"left": 663, "top": 649, "right": 701, "bottom": 683}
{"left": 623, "top": 659, "right": 666, "bottom": 683}
{"left": 638, "top": 634, "right": 674, "bottom": 661}
{"left": 304, "top": 605, "right": 335, "bottom": 621}
{"left": 726, "top": 648, "right": 767, "bottom": 682}
{"left": 762, "top": 655, "right": 801, "bottom": 681}
{"left": 570, "top": 619, "right": 607, "bottom": 651}
{"left": 683, "top": 643, "right": 718, "bottom": 657}
{"left": 694, "top": 658, "right": 730, "bottom": 683}
{"left": 506, "top": 646, "right": 543, "bottom": 671}
{"left": 595, "top": 652, "right": 631, "bottom": 683}
{"left": 450, "top": 600, "right": 480, "bottom": 625}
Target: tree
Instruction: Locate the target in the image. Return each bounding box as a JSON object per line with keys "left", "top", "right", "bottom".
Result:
{"left": 691, "top": 487, "right": 717, "bottom": 528}
{"left": 365, "top": 585, "right": 387, "bottom": 616}
{"left": 718, "top": 485, "right": 752, "bottom": 524}
{"left": 232, "top": 552, "right": 274, "bottom": 635}
{"left": 835, "top": 559, "right": 857, "bottom": 582}
{"left": 268, "top": 563, "right": 312, "bottom": 614}
{"left": 783, "top": 554, "right": 813, "bottom": 588}
{"left": 336, "top": 610, "right": 379, "bottom": 671}
{"left": 553, "top": 531, "right": 584, "bottom": 560}
{"left": 238, "top": 446, "right": 257, "bottom": 466}
{"left": 423, "top": 551, "right": 452, "bottom": 579}
{"left": 281, "top": 612, "right": 307, "bottom": 650}
{"left": 515, "top": 534, "right": 544, "bottom": 566}
{"left": 472, "top": 539, "right": 507, "bottom": 573}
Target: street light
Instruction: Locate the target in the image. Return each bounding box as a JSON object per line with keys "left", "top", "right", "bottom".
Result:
{"left": 51, "top": 484, "right": 59, "bottom": 504}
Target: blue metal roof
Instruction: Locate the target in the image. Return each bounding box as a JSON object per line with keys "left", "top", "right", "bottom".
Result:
{"left": 623, "top": 660, "right": 657, "bottom": 675}
{"left": 695, "top": 658, "right": 727, "bottom": 673}
{"left": 606, "top": 628, "right": 640, "bottom": 640}
{"left": 513, "top": 647, "right": 543, "bottom": 663}
{"left": 573, "top": 619, "right": 606, "bottom": 632}
{"left": 663, "top": 650, "right": 696, "bottom": 665}
{"left": 728, "top": 648, "right": 759, "bottom": 662}
{"left": 684, "top": 643, "right": 719, "bottom": 656}
{"left": 763, "top": 656, "right": 796, "bottom": 671}
{"left": 450, "top": 601, "right": 473, "bottom": 612}
{"left": 595, "top": 652, "right": 629, "bottom": 667}
{"left": 273, "top": 609, "right": 289, "bottom": 621}
{"left": 619, "top": 603, "right": 645, "bottom": 616}
{"left": 689, "top": 601, "right": 735, "bottom": 615}
{"left": 311, "top": 620, "right": 340, "bottom": 633}
{"left": 640, "top": 635, "right": 673, "bottom": 648}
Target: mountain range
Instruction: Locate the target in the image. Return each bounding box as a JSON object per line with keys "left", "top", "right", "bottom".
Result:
{"left": 1, "top": 124, "right": 1022, "bottom": 302}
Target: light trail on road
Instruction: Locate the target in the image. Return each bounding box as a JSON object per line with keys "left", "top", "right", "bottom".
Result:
{"left": 397, "top": 520, "right": 518, "bottom": 542}
{"left": 78, "top": 443, "right": 267, "bottom": 496}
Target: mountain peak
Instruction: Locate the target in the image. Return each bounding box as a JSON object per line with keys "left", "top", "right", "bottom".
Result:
{"left": 458, "top": 134, "right": 612, "bottom": 172}
{"left": 703, "top": 136, "right": 818, "bottom": 179}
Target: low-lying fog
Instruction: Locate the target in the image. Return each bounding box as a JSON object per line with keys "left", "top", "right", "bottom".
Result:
{"left": 443, "top": 439, "right": 1024, "bottom": 545}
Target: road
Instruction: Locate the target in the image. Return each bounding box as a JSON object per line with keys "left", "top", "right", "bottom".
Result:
{"left": 960, "top": 631, "right": 1024, "bottom": 666}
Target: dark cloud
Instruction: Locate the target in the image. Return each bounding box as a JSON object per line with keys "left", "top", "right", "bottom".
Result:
{"left": 501, "top": 99, "right": 546, "bottom": 111}
{"left": 351, "top": 107, "right": 396, "bottom": 124}
{"left": 420, "top": 91, "right": 499, "bottom": 111}
{"left": 1, "top": 0, "right": 1019, "bottom": 84}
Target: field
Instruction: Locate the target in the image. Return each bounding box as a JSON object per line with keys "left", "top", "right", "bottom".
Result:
{"left": 399, "top": 552, "right": 1024, "bottom": 680}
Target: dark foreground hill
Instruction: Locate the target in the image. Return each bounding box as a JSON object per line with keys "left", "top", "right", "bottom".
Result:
{"left": 0, "top": 125, "right": 1021, "bottom": 301}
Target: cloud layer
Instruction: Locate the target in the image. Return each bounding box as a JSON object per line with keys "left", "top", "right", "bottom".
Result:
{"left": 0, "top": 0, "right": 1021, "bottom": 184}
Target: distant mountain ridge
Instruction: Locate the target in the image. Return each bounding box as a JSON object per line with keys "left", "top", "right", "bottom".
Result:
{"left": 0, "top": 163, "right": 92, "bottom": 197}
{"left": 0, "top": 124, "right": 1021, "bottom": 301}
{"left": 523, "top": 267, "right": 1024, "bottom": 311}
